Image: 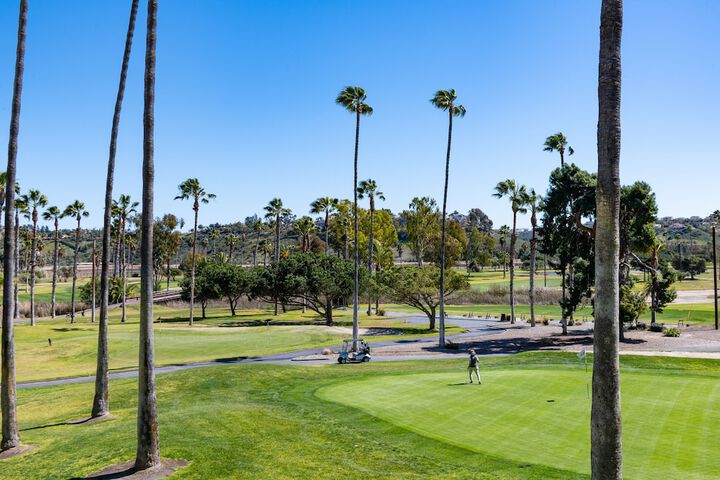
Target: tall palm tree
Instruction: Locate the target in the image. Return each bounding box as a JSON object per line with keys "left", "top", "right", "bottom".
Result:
{"left": 431, "top": 89, "right": 465, "bottom": 347}
{"left": 94, "top": 0, "right": 139, "bottom": 421}
{"left": 264, "top": 198, "right": 291, "bottom": 315}
{"left": 135, "top": 0, "right": 160, "bottom": 470}
{"left": 42, "top": 206, "right": 62, "bottom": 318}
{"left": 310, "top": 196, "right": 338, "bottom": 255}
{"left": 493, "top": 179, "right": 528, "bottom": 325}
{"left": 337, "top": 87, "right": 372, "bottom": 345}
{"left": 357, "top": 179, "right": 385, "bottom": 315}
{"left": 208, "top": 229, "right": 220, "bottom": 253}
{"left": 225, "top": 233, "right": 240, "bottom": 261}
{"left": 498, "top": 225, "right": 510, "bottom": 278}
{"left": 592, "top": 0, "right": 623, "bottom": 477}
{"left": 251, "top": 218, "right": 264, "bottom": 266}
{"left": 262, "top": 239, "right": 272, "bottom": 266}
{"left": 1, "top": 0, "right": 27, "bottom": 452}
{"left": 91, "top": 239, "right": 97, "bottom": 323}
{"left": 0, "top": 172, "right": 7, "bottom": 236}
{"left": 113, "top": 194, "right": 138, "bottom": 323}
{"left": 294, "top": 216, "right": 316, "bottom": 253}
{"left": 175, "top": 178, "right": 215, "bottom": 326}
{"left": 13, "top": 193, "right": 24, "bottom": 321}
{"left": 543, "top": 132, "right": 574, "bottom": 167}
{"left": 527, "top": 190, "right": 540, "bottom": 327}
{"left": 62, "top": 201, "right": 89, "bottom": 324}
{"left": 19, "top": 190, "right": 47, "bottom": 326}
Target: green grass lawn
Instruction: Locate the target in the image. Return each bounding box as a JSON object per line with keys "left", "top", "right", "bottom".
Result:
{"left": 466, "top": 269, "right": 563, "bottom": 291}
{"left": 318, "top": 354, "right": 720, "bottom": 480}
{"left": 13, "top": 305, "right": 462, "bottom": 383}
{"left": 390, "top": 301, "right": 719, "bottom": 326}
{"left": 4, "top": 353, "right": 720, "bottom": 479}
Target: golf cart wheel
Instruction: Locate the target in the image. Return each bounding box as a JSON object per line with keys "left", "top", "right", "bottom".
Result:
{"left": 338, "top": 357, "right": 346, "bottom": 364}
{"left": 362, "top": 356, "right": 370, "bottom": 362}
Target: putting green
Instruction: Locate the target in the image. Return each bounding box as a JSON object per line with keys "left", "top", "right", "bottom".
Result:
{"left": 317, "top": 367, "right": 720, "bottom": 479}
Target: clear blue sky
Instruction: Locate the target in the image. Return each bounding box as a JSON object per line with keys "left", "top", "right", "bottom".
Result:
{"left": 1, "top": 0, "right": 718, "bottom": 231}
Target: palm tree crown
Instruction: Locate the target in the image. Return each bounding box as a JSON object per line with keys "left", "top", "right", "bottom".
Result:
{"left": 543, "top": 132, "right": 574, "bottom": 166}
{"left": 357, "top": 179, "right": 385, "bottom": 202}
{"left": 430, "top": 89, "right": 466, "bottom": 117}
{"left": 42, "top": 205, "right": 61, "bottom": 222}
{"left": 264, "top": 198, "right": 291, "bottom": 222}
{"left": 175, "top": 178, "right": 216, "bottom": 210}
{"left": 335, "top": 86, "right": 373, "bottom": 115}
{"left": 493, "top": 179, "right": 529, "bottom": 214}
{"left": 19, "top": 189, "right": 47, "bottom": 218}
{"left": 62, "top": 200, "right": 90, "bottom": 221}
{"left": 310, "top": 197, "right": 339, "bottom": 216}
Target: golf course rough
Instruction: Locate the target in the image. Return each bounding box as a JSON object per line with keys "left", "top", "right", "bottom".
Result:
{"left": 317, "top": 367, "right": 720, "bottom": 479}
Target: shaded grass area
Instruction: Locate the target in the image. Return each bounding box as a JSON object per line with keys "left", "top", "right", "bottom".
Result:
{"left": 6, "top": 353, "right": 720, "bottom": 479}
{"left": 14, "top": 305, "right": 461, "bottom": 383}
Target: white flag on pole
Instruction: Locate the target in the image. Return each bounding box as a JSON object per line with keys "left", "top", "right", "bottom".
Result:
{"left": 577, "top": 349, "right": 586, "bottom": 360}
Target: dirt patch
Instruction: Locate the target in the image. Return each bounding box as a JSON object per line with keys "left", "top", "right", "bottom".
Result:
{"left": 84, "top": 459, "right": 189, "bottom": 479}
{"left": 0, "top": 444, "right": 37, "bottom": 460}
{"left": 372, "top": 322, "right": 720, "bottom": 359}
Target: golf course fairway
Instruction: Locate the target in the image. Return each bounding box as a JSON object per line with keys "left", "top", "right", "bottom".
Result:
{"left": 317, "top": 366, "right": 720, "bottom": 479}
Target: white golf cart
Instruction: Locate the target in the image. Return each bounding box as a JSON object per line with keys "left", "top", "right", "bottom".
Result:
{"left": 337, "top": 338, "right": 371, "bottom": 364}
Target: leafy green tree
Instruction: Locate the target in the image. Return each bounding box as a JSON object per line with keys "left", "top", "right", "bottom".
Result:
{"left": 175, "top": 178, "right": 216, "bottom": 325}
{"left": 467, "top": 208, "right": 493, "bottom": 233}
{"left": 425, "top": 220, "right": 468, "bottom": 267}
{"left": 431, "top": 88, "right": 466, "bottom": 348}
{"left": 619, "top": 282, "right": 647, "bottom": 324}
{"left": 81, "top": 276, "right": 138, "bottom": 306}
{"left": 543, "top": 132, "right": 574, "bottom": 167}
{"left": 250, "top": 253, "right": 365, "bottom": 325}
{"left": 466, "top": 228, "right": 495, "bottom": 272}
{"left": 336, "top": 86, "right": 373, "bottom": 343}
{"left": 224, "top": 233, "right": 241, "bottom": 262}
{"left": 402, "top": 197, "right": 440, "bottom": 266}
{"left": 153, "top": 214, "right": 181, "bottom": 290}
{"left": 672, "top": 255, "right": 706, "bottom": 279}
{"left": 328, "top": 199, "right": 352, "bottom": 259}
{"left": 310, "top": 197, "right": 339, "bottom": 255}
{"left": 494, "top": 179, "right": 529, "bottom": 324}
{"left": 19, "top": 189, "right": 47, "bottom": 326}
{"left": 62, "top": 200, "right": 90, "bottom": 324}
{"left": 380, "top": 265, "right": 469, "bottom": 330}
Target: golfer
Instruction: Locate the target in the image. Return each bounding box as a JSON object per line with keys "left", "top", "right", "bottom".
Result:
{"left": 467, "top": 349, "right": 481, "bottom": 384}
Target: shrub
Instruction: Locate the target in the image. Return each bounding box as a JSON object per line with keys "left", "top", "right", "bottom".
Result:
{"left": 663, "top": 327, "right": 681, "bottom": 337}
{"left": 649, "top": 323, "right": 664, "bottom": 333}
{"left": 542, "top": 318, "right": 549, "bottom": 326}
{"left": 377, "top": 309, "right": 386, "bottom": 316}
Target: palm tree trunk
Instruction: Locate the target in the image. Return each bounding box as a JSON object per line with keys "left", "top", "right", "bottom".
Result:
{"left": 253, "top": 230, "right": 260, "bottom": 266}
{"left": 189, "top": 205, "right": 198, "bottom": 325}
{"left": 91, "top": 240, "right": 97, "bottom": 323}
{"left": 135, "top": 0, "right": 160, "bottom": 469}
{"left": 93, "top": 0, "right": 138, "bottom": 420}
{"left": 591, "top": 1, "right": 623, "bottom": 478}
{"left": 324, "top": 210, "right": 330, "bottom": 255}
{"left": 29, "top": 211, "right": 37, "bottom": 326}
{"left": 1, "top": 0, "right": 27, "bottom": 452}
{"left": 13, "top": 210, "right": 19, "bottom": 321}
{"left": 367, "top": 197, "right": 374, "bottom": 316}
{"left": 438, "top": 108, "right": 453, "bottom": 347}
{"left": 120, "top": 221, "right": 127, "bottom": 322}
{"left": 352, "top": 109, "right": 360, "bottom": 345}
{"left": 51, "top": 218, "right": 59, "bottom": 318}
{"left": 274, "top": 212, "right": 280, "bottom": 316}
{"left": 509, "top": 211, "right": 517, "bottom": 324}
{"left": 166, "top": 256, "right": 171, "bottom": 291}
{"left": 70, "top": 217, "right": 81, "bottom": 324}
{"left": 529, "top": 214, "right": 537, "bottom": 327}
